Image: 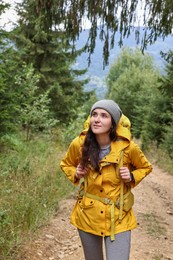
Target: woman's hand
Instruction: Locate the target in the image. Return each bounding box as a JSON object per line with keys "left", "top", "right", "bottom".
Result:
{"left": 120, "top": 167, "right": 132, "bottom": 183}
{"left": 75, "top": 164, "right": 88, "bottom": 180}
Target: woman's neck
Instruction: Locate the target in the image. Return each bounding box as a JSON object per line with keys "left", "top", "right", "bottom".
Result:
{"left": 96, "top": 134, "right": 111, "bottom": 148}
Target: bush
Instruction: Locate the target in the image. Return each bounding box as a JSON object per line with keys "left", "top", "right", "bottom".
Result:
{"left": 161, "top": 123, "right": 173, "bottom": 159}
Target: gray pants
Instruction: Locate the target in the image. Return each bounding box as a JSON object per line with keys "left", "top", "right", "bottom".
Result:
{"left": 78, "top": 229, "right": 131, "bottom": 260}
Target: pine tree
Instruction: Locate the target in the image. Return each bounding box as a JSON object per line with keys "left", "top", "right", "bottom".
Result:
{"left": 0, "top": 2, "right": 20, "bottom": 137}
{"left": 159, "top": 51, "right": 173, "bottom": 157}
{"left": 12, "top": 0, "right": 91, "bottom": 123}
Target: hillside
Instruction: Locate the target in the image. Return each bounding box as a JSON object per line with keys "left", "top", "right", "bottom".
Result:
{"left": 74, "top": 29, "right": 173, "bottom": 98}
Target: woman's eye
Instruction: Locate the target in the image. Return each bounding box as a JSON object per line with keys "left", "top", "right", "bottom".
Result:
{"left": 91, "top": 112, "right": 109, "bottom": 118}
{"left": 102, "top": 114, "right": 108, "bottom": 118}
{"left": 92, "top": 112, "right": 97, "bottom": 117}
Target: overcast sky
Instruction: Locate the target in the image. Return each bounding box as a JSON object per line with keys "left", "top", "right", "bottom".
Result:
{"left": 0, "top": 0, "right": 21, "bottom": 30}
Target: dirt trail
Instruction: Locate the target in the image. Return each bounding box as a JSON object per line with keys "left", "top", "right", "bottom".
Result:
{"left": 18, "top": 165, "right": 173, "bottom": 260}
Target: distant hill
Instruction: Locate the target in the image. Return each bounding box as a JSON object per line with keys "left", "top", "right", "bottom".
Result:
{"left": 73, "top": 28, "right": 173, "bottom": 98}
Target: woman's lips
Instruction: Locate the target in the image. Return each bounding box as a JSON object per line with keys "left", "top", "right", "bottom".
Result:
{"left": 93, "top": 125, "right": 101, "bottom": 128}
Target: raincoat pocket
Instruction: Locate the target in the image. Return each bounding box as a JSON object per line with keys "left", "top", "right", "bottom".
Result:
{"left": 116, "top": 190, "right": 134, "bottom": 212}
{"left": 79, "top": 196, "right": 95, "bottom": 209}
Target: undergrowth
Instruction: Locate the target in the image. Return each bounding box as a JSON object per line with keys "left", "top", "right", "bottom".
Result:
{"left": 0, "top": 131, "right": 75, "bottom": 259}
{"left": 145, "top": 143, "right": 173, "bottom": 176}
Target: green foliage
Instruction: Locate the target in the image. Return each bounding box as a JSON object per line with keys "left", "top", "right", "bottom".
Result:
{"left": 141, "top": 51, "right": 173, "bottom": 154}
{"left": 107, "top": 47, "right": 155, "bottom": 87}
{"left": 147, "top": 142, "right": 173, "bottom": 175}
{"left": 141, "top": 92, "right": 172, "bottom": 148}
{"left": 0, "top": 132, "right": 75, "bottom": 259}
{"left": 14, "top": 64, "right": 58, "bottom": 140}
{"left": 157, "top": 53, "right": 173, "bottom": 158}
{"left": 106, "top": 47, "right": 160, "bottom": 138}
{"left": 106, "top": 47, "right": 173, "bottom": 159}
{"left": 161, "top": 122, "right": 173, "bottom": 159}
{"left": 0, "top": 37, "right": 20, "bottom": 137}
{"left": 62, "top": 94, "right": 97, "bottom": 144}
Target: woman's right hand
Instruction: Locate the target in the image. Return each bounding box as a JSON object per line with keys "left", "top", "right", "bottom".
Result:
{"left": 75, "top": 164, "right": 88, "bottom": 179}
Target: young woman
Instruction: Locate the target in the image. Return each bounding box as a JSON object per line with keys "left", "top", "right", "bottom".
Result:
{"left": 60, "top": 99, "right": 152, "bottom": 260}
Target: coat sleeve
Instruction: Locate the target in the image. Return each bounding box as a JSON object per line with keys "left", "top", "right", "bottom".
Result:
{"left": 128, "top": 141, "right": 152, "bottom": 187}
{"left": 60, "top": 136, "right": 81, "bottom": 185}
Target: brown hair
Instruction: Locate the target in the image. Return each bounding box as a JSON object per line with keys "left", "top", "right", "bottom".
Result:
{"left": 80, "top": 118, "right": 117, "bottom": 171}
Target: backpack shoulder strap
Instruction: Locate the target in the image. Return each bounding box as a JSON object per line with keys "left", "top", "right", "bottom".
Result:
{"left": 116, "top": 150, "right": 124, "bottom": 222}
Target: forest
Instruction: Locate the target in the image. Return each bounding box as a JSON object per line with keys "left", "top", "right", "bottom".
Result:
{"left": 0, "top": 0, "right": 173, "bottom": 259}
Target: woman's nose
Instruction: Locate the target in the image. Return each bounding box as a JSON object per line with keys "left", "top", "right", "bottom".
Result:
{"left": 95, "top": 115, "right": 100, "bottom": 121}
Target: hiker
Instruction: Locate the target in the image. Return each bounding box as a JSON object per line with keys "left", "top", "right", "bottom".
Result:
{"left": 60, "top": 99, "right": 152, "bottom": 260}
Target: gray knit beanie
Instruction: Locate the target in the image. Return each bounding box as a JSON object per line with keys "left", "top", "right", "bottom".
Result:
{"left": 90, "top": 99, "right": 122, "bottom": 125}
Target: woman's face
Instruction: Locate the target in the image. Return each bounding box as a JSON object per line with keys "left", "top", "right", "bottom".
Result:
{"left": 90, "top": 108, "right": 112, "bottom": 135}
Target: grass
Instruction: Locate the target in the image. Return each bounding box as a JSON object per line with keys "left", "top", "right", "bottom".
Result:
{"left": 153, "top": 255, "right": 164, "bottom": 260}
{"left": 141, "top": 213, "right": 167, "bottom": 238}
{"left": 0, "top": 132, "right": 75, "bottom": 259}
{"left": 134, "top": 138, "right": 173, "bottom": 176}
{"left": 145, "top": 143, "right": 173, "bottom": 176}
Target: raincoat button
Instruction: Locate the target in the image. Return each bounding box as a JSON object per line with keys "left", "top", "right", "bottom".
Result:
{"left": 90, "top": 201, "right": 93, "bottom": 204}
{"left": 101, "top": 232, "right": 103, "bottom": 235}
{"left": 100, "top": 189, "right": 103, "bottom": 192}
{"left": 101, "top": 211, "right": 103, "bottom": 214}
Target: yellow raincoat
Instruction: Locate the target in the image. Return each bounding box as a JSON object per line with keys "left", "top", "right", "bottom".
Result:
{"left": 60, "top": 114, "right": 152, "bottom": 239}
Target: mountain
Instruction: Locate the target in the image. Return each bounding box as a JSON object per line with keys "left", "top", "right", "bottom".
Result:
{"left": 73, "top": 28, "right": 173, "bottom": 98}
